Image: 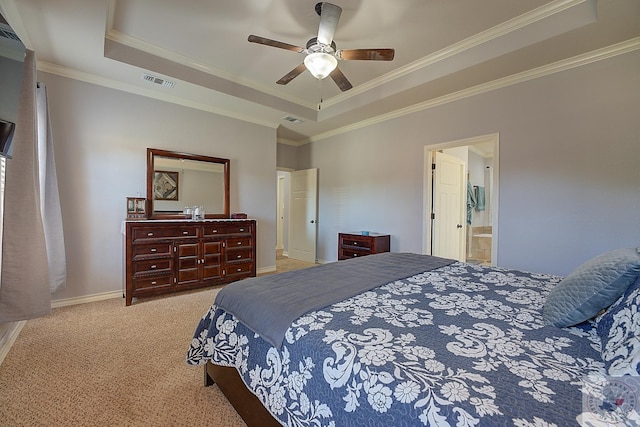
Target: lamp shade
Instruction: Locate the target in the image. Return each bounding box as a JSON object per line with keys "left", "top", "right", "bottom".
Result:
{"left": 303, "top": 52, "right": 338, "bottom": 79}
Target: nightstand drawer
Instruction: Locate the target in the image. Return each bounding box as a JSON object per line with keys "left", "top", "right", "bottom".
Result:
{"left": 338, "top": 232, "right": 390, "bottom": 261}
{"left": 340, "top": 248, "right": 370, "bottom": 259}
{"left": 340, "top": 236, "right": 372, "bottom": 249}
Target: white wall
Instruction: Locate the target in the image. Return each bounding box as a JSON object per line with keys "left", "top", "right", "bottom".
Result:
{"left": 298, "top": 51, "right": 640, "bottom": 276}
{"left": 38, "top": 73, "right": 277, "bottom": 301}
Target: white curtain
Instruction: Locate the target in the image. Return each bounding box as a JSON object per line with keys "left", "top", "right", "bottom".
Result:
{"left": 37, "top": 83, "right": 66, "bottom": 293}
{"left": 0, "top": 50, "right": 66, "bottom": 322}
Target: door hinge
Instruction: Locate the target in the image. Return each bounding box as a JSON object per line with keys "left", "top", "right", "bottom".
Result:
{"left": 432, "top": 163, "right": 436, "bottom": 170}
{"left": 173, "top": 246, "right": 176, "bottom": 252}
{"left": 431, "top": 213, "right": 435, "bottom": 220}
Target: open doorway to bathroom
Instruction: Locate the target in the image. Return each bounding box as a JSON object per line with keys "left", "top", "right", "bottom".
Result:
{"left": 465, "top": 145, "right": 494, "bottom": 265}
{"left": 424, "top": 134, "right": 498, "bottom": 266}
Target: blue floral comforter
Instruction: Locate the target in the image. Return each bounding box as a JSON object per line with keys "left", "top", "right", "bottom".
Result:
{"left": 187, "top": 262, "right": 605, "bottom": 426}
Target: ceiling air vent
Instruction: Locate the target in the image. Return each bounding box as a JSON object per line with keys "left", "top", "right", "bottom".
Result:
{"left": 282, "top": 116, "right": 303, "bottom": 124}
{"left": 0, "top": 24, "right": 21, "bottom": 42}
{"left": 141, "top": 73, "right": 175, "bottom": 88}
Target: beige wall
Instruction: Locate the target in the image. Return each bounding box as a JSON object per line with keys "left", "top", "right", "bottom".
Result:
{"left": 38, "top": 73, "right": 277, "bottom": 302}
{"left": 299, "top": 51, "right": 640, "bottom": 276}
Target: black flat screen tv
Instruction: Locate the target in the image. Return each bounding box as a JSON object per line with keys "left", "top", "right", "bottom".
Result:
{"left": 0, "top": 119, "right": 15, "bottom": 159}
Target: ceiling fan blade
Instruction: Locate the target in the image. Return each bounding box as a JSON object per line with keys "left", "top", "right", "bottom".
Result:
{"left": 317, "top": 3, "right": 342, "bottom": 46}
{"left": 276, "top": 64, "right": 307, "bottom": 85}
{"left": 338, "top": 49, "right": 395, "bottom": 61}
{"left": 248, "top": 35, "right": 305, "bottom": 53}
{"left": 329, "top": 67, "right": 353, "bottom": 92}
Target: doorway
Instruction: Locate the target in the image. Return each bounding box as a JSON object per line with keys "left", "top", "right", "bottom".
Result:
{"left": 423, "top": 134, "right": 499, "bottom": 265}
{"left": 276, "top": 168, "right": 319, "bottom": 264}
{"left": 276, "top": 170, "right": 292, "bottom": 259}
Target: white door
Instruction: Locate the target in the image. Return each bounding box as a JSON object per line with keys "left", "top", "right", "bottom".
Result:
{"left": 289, "top": 168, "right": 318, "bottom": 263}
{"left": 432, "top": 152, "right": 466, "bottom": 261}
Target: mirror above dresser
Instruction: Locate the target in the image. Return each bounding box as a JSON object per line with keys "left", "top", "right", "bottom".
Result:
{"left": 146, "top": 148, "right": 230, "bottom": 219}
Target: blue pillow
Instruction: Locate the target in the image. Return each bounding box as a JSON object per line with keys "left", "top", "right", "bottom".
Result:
{"left": 596, "top": 275, "right": 640, "bottom": 375}
{"left": 543, "top": 247, "right": 640, "bottom": 327}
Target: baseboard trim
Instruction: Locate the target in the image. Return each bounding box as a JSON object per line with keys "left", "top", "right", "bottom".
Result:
{"left": 51, "top": 290, "right": 123, "bottom": 309}
{"left": 0, "top": 320, "right": 27, "bottom": 367}
{"left": 257, "top": 266, "right": 277, "bottom": 275}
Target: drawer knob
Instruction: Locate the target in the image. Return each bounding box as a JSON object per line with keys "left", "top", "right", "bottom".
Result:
{"left": 147, "top": 232, "right": 154, "bottom": 237}
{"left": 211, "top": 229, "right": 218, "bottom": 233}
{"left": 353, "top": 254, "right": 358, "bottom": 257}
{"left": 237, "top": 255, "right": 242, "bottom": 258}
{"left": 151, "top": 281, "right": 157, "bottom": 285}
{"left": 150, "top": 248, "right": 157, "bottom": 252}
{"left": 183, "top": 231, "right": 189, "bottom": 235}
{"left": 237, "top": 242, "right": 242, "bottom": 245}
{"left": 239, "top": 228, "right": 245, "bottom": 232}
{"left": 354, "top": 242, "right": 358, "bottom": 245}
{"left": 150, "top": 264, "right": 157, "bottom": 269}
{"left": 237, "top": 268, "right": 242, "bottom": 272}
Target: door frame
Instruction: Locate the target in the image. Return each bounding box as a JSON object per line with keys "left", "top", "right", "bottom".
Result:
{"left": 423, "top": 133, "right": 500, "bottom": 265}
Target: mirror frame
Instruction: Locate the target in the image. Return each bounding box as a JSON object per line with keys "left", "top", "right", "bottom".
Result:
{"left": 146, "top": 148, "right": 230, "bottom": 219}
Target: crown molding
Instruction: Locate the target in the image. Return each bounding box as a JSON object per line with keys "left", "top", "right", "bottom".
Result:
{"left": 36, "top": 60, "right": 279, "bottom": 130}
{"left": 104, "top": 29, "right": 316, "bottom": 111}
{"left": 308, "top": 38, "right": 639, "bottom": 143}
{"left": 276, "top": 138, "right": 305, "bottom": 147}
{"left": 322, "top": 0, "right": 596, "bottom": 108}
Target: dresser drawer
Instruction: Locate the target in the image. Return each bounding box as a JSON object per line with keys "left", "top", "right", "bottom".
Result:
{"left": 203, "top": 222, "right": 253, "bottom": 237}
{"left": 132, "top": 242, "right": 172, "bottom": 259}
{"left": 132, "top": 226, "right": 198, "bottom": 242}
{"left": 132, "top": 258, "right": 173, "bottom": 275}
{"left": 225, "top": 262, "right": 254, "bottom": 278}
{"left": 226, "top": 237, "right": 253, "bottom": 249}
{"left": 133, "top": 274, "right": 173, "bottom": 292}
{"left": 226, "top": 248, "right": 253, "bottom": 263}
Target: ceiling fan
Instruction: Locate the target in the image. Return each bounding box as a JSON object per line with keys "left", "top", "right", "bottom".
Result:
{"left": 248, "top": 2, "right": 395, "bottom": 92}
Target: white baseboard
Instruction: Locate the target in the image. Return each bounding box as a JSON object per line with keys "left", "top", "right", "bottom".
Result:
{"left": 257, "top": 266, "right": 277, "bottom": 275}
{"left": 51, "top": 290, "right": 123, "bottom": 309}
{"left": 0, "top": 320, "right": 27, "bottom": 367}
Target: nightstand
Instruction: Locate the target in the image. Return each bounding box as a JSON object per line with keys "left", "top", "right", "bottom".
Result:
{"left": 338, "top": 232, "right": 390, "bottom": 260}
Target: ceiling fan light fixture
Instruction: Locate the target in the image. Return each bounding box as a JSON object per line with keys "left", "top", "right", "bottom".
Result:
{"left": 304, "top": 52, "right": 337, "bottom": 79}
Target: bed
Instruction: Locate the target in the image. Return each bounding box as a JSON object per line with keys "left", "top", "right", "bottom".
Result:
{"left": 186, "top": 250, "right": 640, "bottom": 426}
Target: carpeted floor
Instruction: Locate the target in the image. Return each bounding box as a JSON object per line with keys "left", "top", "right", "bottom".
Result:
{"left": 0, "top": 255, "right": 316, "bottom": 426}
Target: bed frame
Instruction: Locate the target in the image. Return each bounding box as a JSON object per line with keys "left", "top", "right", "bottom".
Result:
{"left": 204, "top": 362, "right": 281, "bottom": 426}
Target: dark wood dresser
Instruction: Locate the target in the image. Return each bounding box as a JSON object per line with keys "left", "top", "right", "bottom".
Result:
{"left": 338, "top": 232, "right": 390, "bottom": 260}
{"left": 124, "top": 219, "right": 256, "bottom": 305}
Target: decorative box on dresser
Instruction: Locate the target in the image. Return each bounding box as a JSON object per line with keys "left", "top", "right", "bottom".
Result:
{"left": 338, "top": 232, "right": 390, "bottom": 260}
{"left": 125, "top": 219, "right": 256, "bottom": 305}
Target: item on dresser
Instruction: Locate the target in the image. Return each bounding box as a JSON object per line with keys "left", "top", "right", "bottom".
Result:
{"left": 231, "top": 212, "right": 247, "bottom": 219}
{"left": 338, "top": 231, "right": 390, "bottom": 260}
{"left": 124, "top": 219, "right": 256, "bottom": 305}
{"left": 126, "top": 197, "right": 147, "bottom": 219}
